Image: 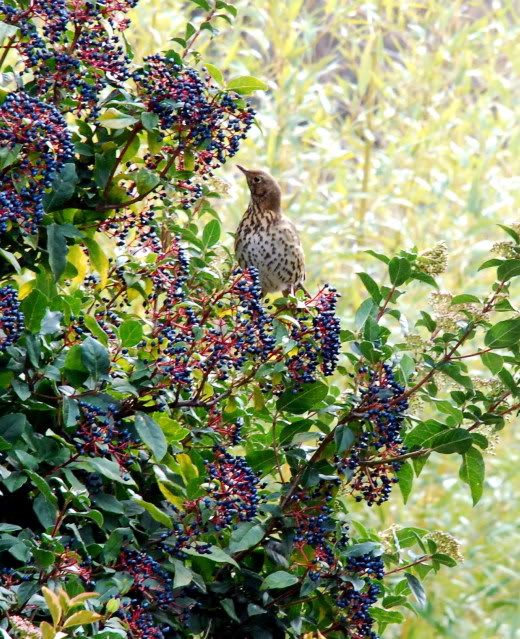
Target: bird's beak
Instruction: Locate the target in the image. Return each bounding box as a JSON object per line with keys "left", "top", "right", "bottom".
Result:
{"left": 236, "top": 164, "right": 249, "bottom": 175}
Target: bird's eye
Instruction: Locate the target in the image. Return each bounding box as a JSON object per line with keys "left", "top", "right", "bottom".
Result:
{"left": 253, "top": 176, "right": 261, "bottom": 183}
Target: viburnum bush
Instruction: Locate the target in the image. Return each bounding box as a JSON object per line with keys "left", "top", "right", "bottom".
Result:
{"left": 0, "top": 2, "right": 519, "bottom": 638}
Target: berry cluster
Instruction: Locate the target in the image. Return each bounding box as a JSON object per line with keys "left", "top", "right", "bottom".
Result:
{"left": 0, "top": 92, "right": 73, "bottom": 233}
{"left": 347, "top": 552, "right": 385, "bottom": 580}
{"left": 285, "top": 286, "right": 341, "bottom": 383}
{"left": 74, "top": 402, "right": 136, "bottom": 472}
{"left": 0, "top": 286, "right": 24, "bottom": 350}
{"left": 288, "top": 480, "right": 346, "bottom": 579}
{"left": 134, "top": 56, "right": 255, "bottom": 202}
{"left": 313, "top": 286, "right": 341, "bottom": 376}
{"left": 158, "top": 520, "right": 211, "bottom": 560}
{"left": 337, "top": 364, "right": 408, "bottom": 506}
{"left": 204, "top": 446, "right": 262, "bottom": 530}
{"left": 335, "top": 582, "right": 381, "bottom": 639}
{"left": 117, "top": 605, "right": 167, "bottom": 639}
{"left": 207, "top": 409, "right": 243, "bottom": 445}
{"left": 98, "top": 208, "right": 161, "bottom": 252}
{"left": 117, "top": 548, "right": 175, "bottom": 608}
{"left": 2, "top": 0, "right": 133, "bottom": 114}
{"left": 70, "top": 0, "right": 139, "bottom": 31}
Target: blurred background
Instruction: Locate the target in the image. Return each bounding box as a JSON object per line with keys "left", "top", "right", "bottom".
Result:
{"left": 128, "top": 1, "right": 520, "bottom": 637}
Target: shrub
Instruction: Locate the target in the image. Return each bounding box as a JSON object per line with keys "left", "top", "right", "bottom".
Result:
{"left": 0, "top": 2, "right": 518, "bottom": 638}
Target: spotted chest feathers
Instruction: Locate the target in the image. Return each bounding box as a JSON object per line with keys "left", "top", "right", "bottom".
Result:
{"left": 235, "top": 205, "right": 305, "bottom": 295}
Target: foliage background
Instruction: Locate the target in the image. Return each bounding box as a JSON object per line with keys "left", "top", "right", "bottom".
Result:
{"left": 127, "top": 1, "right": 520, "bottom": 637}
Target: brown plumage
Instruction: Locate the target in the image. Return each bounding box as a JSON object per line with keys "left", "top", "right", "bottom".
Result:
{"left": 234, "top": 165, "right": 305, "bottom": 297}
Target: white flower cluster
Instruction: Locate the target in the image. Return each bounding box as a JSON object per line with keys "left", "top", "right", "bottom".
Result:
{"left": 425, "top": 530, "right": 464, "bottom": 562}
{"left": 8, "top": 617, "right": 41, "bottom": 639}
{"left": 417, "top": 241, "right": 448, "bottom": 276}
{"left": 491, "top": 241, "right": 517, "bottom": 259}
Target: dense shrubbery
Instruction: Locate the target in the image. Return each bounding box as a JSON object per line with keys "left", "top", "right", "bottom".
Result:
{"left": 0, "top": 2, "right": 519, "bottom": 638}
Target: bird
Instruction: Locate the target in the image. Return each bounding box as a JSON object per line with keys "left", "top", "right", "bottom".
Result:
{"left": 234, "top": 165, "right": 305, "bottom": 297}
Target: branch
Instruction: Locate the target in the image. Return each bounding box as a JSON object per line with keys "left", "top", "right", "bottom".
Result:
{"left": 0, "top": 34, "right": 16, "bottom": 69}
{"left": 102, "top": 122, "right": 143, "bottom": 199}
{"left": 384, "top": 554, "right": 433, "bottom": 576}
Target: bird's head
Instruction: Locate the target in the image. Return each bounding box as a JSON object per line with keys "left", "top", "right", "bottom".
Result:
{"left": 237, "top": 165, "right": 282, "bottom": 212}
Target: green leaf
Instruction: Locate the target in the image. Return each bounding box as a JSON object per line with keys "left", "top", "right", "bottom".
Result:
{"left": 405, "top": 573, "right": 427, "bottom": 609}
{"left": 191, "top": 0, "right": 211, "bottom": 9}
{"left": 34, "top": 548, "right": 55, "bottom": 569}
{"left": 365, "top": 249, "right": 389, "bottom": 264}
{"left": 357, "top": 272, "right": 382, "bottom": 303}
{"left": 80, "top": 337, "right": 110, "bottom": 379}
{"left": 135, "top": 168, "right": 160, "bottom": 195}
{"left": 173, "top": 560, "right": 193, "bottom": 588}
{"left": 346, "top": 542, "right": 382, "bottom": 557}
{"left": 434, "top": 400, "right": 463, "bottom": 424}
{"left": 227, "top": 75, "right": 268, "bottom": 94}
{"left": 450, "top": 294, "right": 480, "bottom": 304}
{"left": 119, "top": 319, "right": 143, "bottom": 347}
{"left": 497, "top": 259, "right": 520, "bottom": 281}
{"left": 42, "top": 586, "right": 62, "bottom": 626}
{"left": 94, "top": 149, "right": 117, "bottom": 190}
{"left": 276, "top": 381, "right": 328, "bottom": 414}
{"left": 26, "top": 471, "right": 57, "bottom": 506}
{"left": 202, "top": 219, "right": 221, "bottom": 247}
{"left": 20, "top": 290, "right": 48, "bottom": 333}
{"left": 98, "top": 109, "right": 138, "bottom": 130}
{"left": 62, "top": 611, "right": 103, "bottom": 628}
{"left": 354, "top": 298, "right": 376, "bottom": 330}
{"left": 388, "top": 257, "right": 411, "bottom": 286}
{"left": 141, "top": 112, "right": 160, "bottom": 131}
{"left": 405, "top": 420, "right": 445, "bottom": 448}
{"left": 204, "top": 63, "right": 224, "bottom": 86}
{"left": 397, "top": 461, "right": 413, "bottom": 504}
{"left": 410, "top": 270, "right": 438, "bottom": 288}
{"left": 484, "top": 318, "right": 520, "bottom": 349}
{"left": 135, "top": 412, "right": 168, "bottom": 461}
{"left": 498, "top": 368, "right": 519, "bottom": 396}
{"left": 131, "top": 495, "right": 172, "bottom": 527}
{"left": 83, "top": 315, "right": 108, "bottom": 345}
{"left": 184, "top": 545, "right": 239, "bottom": 568}
{"left": 229, "top": 523, "right": 265, "bottom": 553}
{"left": 481, "top": 351, "right": 503, "bottom": 374}
{"left": 459, "top": 447, "right": 485, "bottom": 505}
{"left": 85, "top": 458, "right": 135, "bottom": 485}
{"left": 478, "top": 258, "right": 504, "bottom": 271}
{"left": 0, "top": 413, "right": 27, "bottom": 442}
{"left": 47, "top": 224, "right": 69, "bottom": 280}
{"left": 84, "top": 237, "right": 109, "bottom": 287}
{"left": 261, "top": 571, "right": 299, "bottom": 590}
{"left": 334, "top": 424, "right": 355, "bottom": 453}
{"left": 0, "top": 248, "right": 21, "bottom": 274}
{"left": 370, "top": 607, "right": 404, "bottom": 624}
{"left": 498, "top": 224, "right": 520, "bottom": 243}
{"left": 221, "top": 598, "right": 240, "bottom": 622}
{"left": 439, "top": 362, "right": 473, "bottom": 389}
{"left": 0, "top": 22, "right": 18, "bottom": 44}
{"left": 43, "top": 163, "right": 78, "bottom": 212}
{"left": 428, "top": 428, "right": 472, "bottom": 454}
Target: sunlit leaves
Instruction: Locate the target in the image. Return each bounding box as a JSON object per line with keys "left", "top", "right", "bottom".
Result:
{"left": 227, "top": 76, "right": 268, "bottom": 94}
{"left": 485, "top": 318, "right": 520, "bottom": 349}
{"left": 459, "top": 447, "right": 485, "bottom": 505}
{"left": 276, "top": 381, "right": 328, "bottom": 413}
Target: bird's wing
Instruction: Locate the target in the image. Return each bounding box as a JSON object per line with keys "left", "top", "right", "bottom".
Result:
{"left": 277, "top": 217, "right": 306, "bottom": 282}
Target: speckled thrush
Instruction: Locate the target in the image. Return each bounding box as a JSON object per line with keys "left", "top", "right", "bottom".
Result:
{"left": 234, "top": 166, "right": 305, "bottom": 297}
